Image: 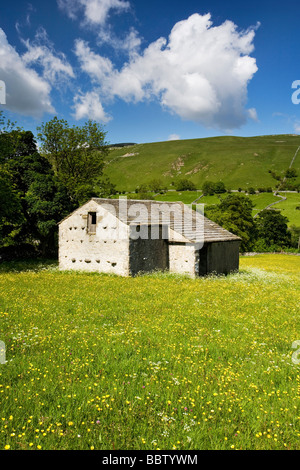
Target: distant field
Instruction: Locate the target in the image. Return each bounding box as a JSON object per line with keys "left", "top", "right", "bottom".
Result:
{"left": 0, "top": 255, "right": 299, "bottom": 450}
{"left": 153, "top": 191, "right": 202, "bottom": 204}
{"left": 248, "top": 193, "right": 280, "bottom": 214}
{"left": 151, "top": 191, "right": 299, "bottom": 226}
{"left": 276, "top": 193, "right": 300, "bottom": 226}
{"left": 109, "top": 190, "right": 300, "bottom": 227}
{"left": 103, "top": 135, "right": 300, "bottom": 192}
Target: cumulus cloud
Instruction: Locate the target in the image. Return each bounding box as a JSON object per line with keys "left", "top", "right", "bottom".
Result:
{"left": 74, "top": 13, "right": 258, "bottom": 130}
{"left": 57, "top": 0, "right": 130, "bottom": 26}
{"left": 74, "top": 39, "right": 114, "bottom": 83}
{"left": 0, "top": 28, "right": 54, "bottom": 117}
{"left": 73, "top": 90, "right": 112, "bottom": 122}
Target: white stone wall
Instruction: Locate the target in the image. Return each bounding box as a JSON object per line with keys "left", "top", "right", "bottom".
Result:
{"left": 169, "top": 243, "right": 196, "bottom": 277}
{"left": 59, "top": 200, "right": 130, "bottom": 276}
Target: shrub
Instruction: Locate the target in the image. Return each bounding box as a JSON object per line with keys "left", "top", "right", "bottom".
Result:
{"left": 284, "top": 168, "right": 298, "bottom": 179}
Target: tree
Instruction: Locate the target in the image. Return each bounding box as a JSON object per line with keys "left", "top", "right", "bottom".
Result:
{"left": 25, "top": 173, "right": 73, "bottom": 255}
{"left": 214, "top": 181, "right": 226, "bottom": 194}
{"left": 202, "top": 181, "right": 215, "bottom": 196}
{"left": 0, "top": 122, "right": 73, "bottom": 255}
{"left": 205, "top": 193, "right": 256, "bottom": 251}
{"left": 147, "top": 178, "right": 167, "bottom": 193}
{"left": 289, "top": 225, "right": 300, "bottom": 249}
{"left": 175, "top": 178, "right": 196, "bottom": 191}
{"left": 284, "top": 168, "right": 297, "bottom": 179}
{"left": 255, "top": 209, "right": 292, "bottom": 248}
{"left": 0, "top": 113, "right": 17, "bottom": 162}
{"left": 0, "top": 168, "right": 24, "bottom": 244}
{"left": 202, "top": 180, "right": 226, "bottom": 195}
{"left": 37, "top": 117, "right": 110, "bottom": 204}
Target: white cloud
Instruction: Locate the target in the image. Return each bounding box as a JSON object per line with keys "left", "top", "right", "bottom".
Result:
{"left": 21, "top": 27, "right": 75, "bottom": 84}
{"left": 60, "top": 0, "right": 138, "bottom": 57}
{"left": 247, "top": 107, "right": 259, "bottom": 122}
{"left": 74, "top": 39, "right": 114, "bottom": 83}
{"left": 168, "top": 134, "right": 180, "bottom": 141}
{"left": 58, "top": 0, "right": 130, "bottom": 26}
{"left": 74, "top": 13, "right": 258, "bottom": 130}
{"left": 73, "top": 90, "right": 112, "bottom": 122}
{"left": 0, "top": 28, "right": 54, "bottom": 117}
{"left": 97, "top": 26, "right": 142, "bottom": 56}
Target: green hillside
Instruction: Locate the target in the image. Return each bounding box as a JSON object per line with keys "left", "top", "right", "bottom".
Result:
{"left": 103, "top": 135, "right": 300, "bottom": 192}
{"left": 150, "top": 191, "right": 299, "bottom": 227}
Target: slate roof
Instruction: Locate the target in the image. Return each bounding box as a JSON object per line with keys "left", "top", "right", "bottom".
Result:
{"left": 92, "top": 198, "right": 241, "bottom": 244}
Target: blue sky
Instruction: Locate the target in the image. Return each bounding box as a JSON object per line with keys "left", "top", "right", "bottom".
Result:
{"left": 1, "top": 0, "right": 300, "bottom": 144}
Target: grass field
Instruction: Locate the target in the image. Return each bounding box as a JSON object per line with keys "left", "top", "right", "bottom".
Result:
{"left": 276, "top": 193, "right": 300, "bottom": 227}
{"left": 104, "top": 135, "right": 300, "bottom": 192}
{"left": 153, "top": 191, "right": 202, "bottom": 204}
{"left": 151, "top": 191, "right": 300, "bottom": 226}
{"left": 0, "top": 255, "right": 299, "bottom": 450}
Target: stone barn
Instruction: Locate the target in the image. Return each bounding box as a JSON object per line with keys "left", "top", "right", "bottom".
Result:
{"left": 58, "top": 198, "right": 241, "bottom": 277}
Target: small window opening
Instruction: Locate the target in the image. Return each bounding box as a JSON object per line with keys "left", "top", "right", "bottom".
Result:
{"left": 88, "top": 212, "right": 97, "bottom": 233}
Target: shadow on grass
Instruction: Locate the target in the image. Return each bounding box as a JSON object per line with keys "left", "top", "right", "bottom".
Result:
{"left": 0, "top": 258, "right": 58, "bottom": 273}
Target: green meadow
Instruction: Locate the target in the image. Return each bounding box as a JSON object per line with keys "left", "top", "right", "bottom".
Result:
{"left": 0, "top": 254, "right": 299, "bottom": 450}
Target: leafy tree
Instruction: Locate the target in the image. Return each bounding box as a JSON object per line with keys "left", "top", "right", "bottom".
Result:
{"left": 205, "top": 193, "right": 256, "bottom": 251}
{"left": 289, "top": 225, "right": 300, "bottom": 249}
{"left": 134, "top": 183, "right": 154, "bottom": 200}
{"left": 175, "top": 178, "right": 196, "bottom": 191}
{"left": 214, "top": 181, "right": 226, "bottom": 194}
{"left": 202, "top": 181, "right": 215, "bottom": 196}
{"left": 147, "top": 178, "right": 167, "bottom": 193}
{"left": 0, "top": 130, "right": 37, "bottom": 162}
{"left": 135, "top": 183, "right": 149, "bottom": 194}
{"left": 0, "top": 111, "right": 30, "bottom": 163}
{"left": 0, "top": 122, "right": 73, "bottom": 255}
{"left": 0, "top": 168, "right": 24, "bottom": 244}
{"left": 37, "top": 117, "right": 109, "bottom": 204}
{"left": 255, "top": 209, "right": 292, "bottom": 248}
{"left": 202, "top": 180, "right": 226, "bottom": 195}
{"left": 25, "top": 173, "right": 73, "bottom": 255}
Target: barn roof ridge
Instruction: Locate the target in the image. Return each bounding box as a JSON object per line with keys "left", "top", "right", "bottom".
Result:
{"left": 91, "top": 197, "right": 241, "bottom": 243}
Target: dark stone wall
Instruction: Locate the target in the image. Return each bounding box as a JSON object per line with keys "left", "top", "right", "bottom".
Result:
{"left": 199, "top": 240, "right": 240, "bottom": 276}
{"left": 129, "top": 225, "right": 169, "bottom": 276}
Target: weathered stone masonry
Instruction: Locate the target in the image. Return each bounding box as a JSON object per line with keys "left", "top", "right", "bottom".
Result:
{"left": 58, "top": 198, "right": 241, "bottom": 277}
